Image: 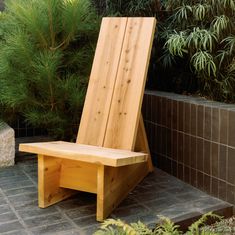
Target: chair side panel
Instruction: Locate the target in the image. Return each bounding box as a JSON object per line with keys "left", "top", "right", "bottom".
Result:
{"left": 77, "top": 18, "right": 127, "bottom": 146}
{"left": 104, "top": 18, "right": 156, "bottom": 150}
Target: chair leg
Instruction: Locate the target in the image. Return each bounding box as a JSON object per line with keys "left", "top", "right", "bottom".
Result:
{"left": 38, "top": 155, "right": 75, "bottom": 208}
{"left": 96, "top": 162, "right": 149, "bottom": 221}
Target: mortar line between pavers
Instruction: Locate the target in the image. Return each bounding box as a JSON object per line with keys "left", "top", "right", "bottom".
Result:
{"left": 21, "top": 170, "right": 38, "bottom": 187}
{"left": 0, "top": 188, "right": 31, "bottom": 235}
{"left": 54, "top": 205, "right": 85, "bottom": 232}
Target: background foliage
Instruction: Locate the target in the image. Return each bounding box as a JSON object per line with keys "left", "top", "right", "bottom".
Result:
{"left": 0, "top": 0, "right": 99, "bottom": 139}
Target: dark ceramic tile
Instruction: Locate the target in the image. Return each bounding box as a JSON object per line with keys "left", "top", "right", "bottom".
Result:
{"left": 184, "top": 166, "right": 190, "bottom": 184}
{"left": 145, "top": 94, "right": 151, "bottom": 121}
{"left": 228, "top": 147, "right": 235, "bottom": 185}
{"left": 211, "top": 143, "right": 219, "bottom": 178}
{"left": 226, "top": 184, "right": 235, "bottom": 205}
{"left": 203, "top": 140, "right": 211, "bottom": 175}
{"left": 212, "top": 108, "right": 219, "bottom": 143}
{"left": 151, "top": 95, "right": 158, "bottom": 123}
{"left": 197, "top": 105, "right": 204, "bottom": 138}
{"left": 177, "top": 163, "right": 184, "bottom": 180}
{"left": 177, "top": 132, "right": 184, "bottom": 163}
{"left": 203, "top": 174, "right": 211, "bottom": 194}
{"left": 172, "top": 130, "right": 178, "bottom": 161}
{"left": 196, "top": 138, "right": 203, "bottom": 172}
{"left": 184, "top": 135, "right": 190, "bottom": 166}
{"left": 155, "top": 125, "right": 162, "bottom": 154}
{"left": 218, "top": 180, "right": 227, "bottom": 201}
{"left": 172, "top": 100, "right": 178, "bottom": 130}
{"left": 184, "top": 103, "right": 191, "bottom": 134}
{"left": 219, "top": 145, "right": 227, "bottom": 181}
{"left": 157, "top": 97, "right": 162, "bottom": 125}
{"left": 172, "top": 160, "right": 177, "bottom": 177}
{"left": 178, "top": 101, "right": 184, "bottom": 132}
{"left": 190, "top": 168, "right": 197, "bottom": 187}
{"left": 204, "top": 107, "right": 212, "bottom": 140}
{"left": 166, "top": 129, "right": 172, "bottom": 158}
{"left": 190, "top": 104, "right": 197, "bottom": 136}
{"left": 161, "top": 127, "right": 167, "bottom": 155}
{"left": 228, "top": 110, "right": 235, "bottom": 147}
{"left": 162, "top": 98, "right": 167, "bottom": 127}
{"left": 197, "top": 171, "right": 204, "bottom": 191}
{"left": 211, "top": 178, "right": 219, "bottom": 197}
{"left": 190, "top": 136, "right": 197, "bottom": 169}
{"left": 219, "top": 109, "right": 228, "bottom": 145}
{"left": 166, "top": 99, "right": 172, "bottom": 129}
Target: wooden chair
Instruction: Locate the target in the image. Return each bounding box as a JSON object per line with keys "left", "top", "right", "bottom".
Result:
{"left": 19, "top": 17, "right": 156, "bottom": 221}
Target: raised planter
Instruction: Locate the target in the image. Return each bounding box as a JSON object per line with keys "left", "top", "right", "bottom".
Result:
{"left": 143, "top": 90, "right": 235, "bottom": 206}
{"left": 0, "top": 122, "right": 15, "bottom": 167}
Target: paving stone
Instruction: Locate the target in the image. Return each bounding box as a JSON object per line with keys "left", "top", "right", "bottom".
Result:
{"left": 0, "top": 212, "right": 18, "bottom": 224}
{"left": 65, "top": 205, "right": 96, "bottom": 219}
{"left": 1, "top": 180, "right": 34, "bottom": 191}
{"left": 8, "top": 192, "right": 38, "bottom": 206}
{"left": 0, "top": 221, "right": 24, "bottom": 233}
{"left": 112, "top": 204, "right": 150, "bottom": 219}
{"left": 13, "top": 199, "right": 38, "bottom": 211}
{"left": 81, "top": 224, "right": 101, "bottom": 235}
{"left": 4, "top": 186, "right": 37, "bottom": 196}
{"left": 73, "top": 215, "right": 100, "bottom": 228}
{"left": 17, "top": 206, "right": 58, "bottom": 219}
{"left": 191, "top": 197, "right": 225, "bottom": 211}
{"left": 1, "top": 230, "right": 29, "bottom": 235}
{"left": 176, "top": 191, "right": 207, "bottom": 202}
{"left": 134, "top": 190, "right": 173, "bottom": 202}
{"left": 0, "top": 175, "right": 28, "bottom": 184}
{"left": 144, "top": 197, "right": 177, "bottom": 212}
{"left": 30, "top": 222, "right": 73, "bottom": 235}
{"left": 24, "top": 213, "right": 64, "bottom": 228}
{"left": 0, "top": 205, "right": 12, "bottom": 215}
{"left": 0, "top": 197, "right": 7, "bottom": 206}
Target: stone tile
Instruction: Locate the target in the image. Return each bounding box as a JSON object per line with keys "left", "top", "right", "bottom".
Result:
{"left": 184, "top": 102, "right": 191, "bottom": 133}
{"left": 190, "top": 104, "right": 197, "bottom": 136}
{"left": 228, "top": 148, "right": 235, "bottom": 185}
{"left": 212, "top": 108, "right": 219, "bottom": 142}
{"left": 0, "top": 221, "right": 24, "bottom": 233}
{"left": 228, "top": 110, "right": 235, "bottom": 147}
{"left": 4, "top": 186, "right": 37, "bottom": 196}
{"left": 190, "top": 136, "right": 197, "bottom": 169}
{"left": 184, "top": 135, "right": 190, "bottom": 166}
{"left": 197, "top": 105, "right": 204, "bottom": 138}
{"left": 178, "top": 102, "right": 184, "bottom": 132}
{"left": 17, "top": 206, "right": 58, "bottom": 219}
{"left": 73, "top": 215, "right": 100, "bottom": 229}
{"left": 196, "top": 138, "right": 203, "bottom": 172}
{"left": 0, "top": 212, "right": 17, "bottom": 223}
{"left": 30, "top": 222, "right": 73, "bottom": 235}
{"left": 172, "top": 100, "right": 178, "bottom": 130}
{"left": 211, "top": 178, "right": 219, "bottom": 197}
{"left": 176, "top": 191, "right": 206, "bottom": 202}
{"left": 211, "top": 143, "right": 218, "bottom": 178}
{"left": 166, "top": 99, "right": 172, "bottom": 129}
{"left": 203, "top": 174, "right": 211, "bottom": 194}
{"left": 134, "top": 190, "right": 170, "bottom": 202}
{"left": 81, "top": 225, "right": 100, "bottom": 235}
{"left": 203, "top": 140, "right": 211, "bottom": 175}
{"left": 177, "top": 132, "right": 183, "bottom": 163}
{"left": 144, "top": 197, "right": 177, "bottom": 212}
{"left": 8, "top": 192, "right": 38, "bottom": 206}
{"left": 65, "top": 205, "right": 96, "bottom": 219}
{"left": 1, "top": 230, "right": 28, "bottom": 235}
{"left": 226, "top": 184, "right": 235, "bottom": 205}
{"left": 204, "top": 107, "right": 212, "bottom": 140}
{"left": 0, "top": 180, "right": 34, "bottom": 191}
{"left": 112, "top": 204, "right": 149, "bottom": 218}
{"left": 219, "top": 145, "right": 227, "bottom": 181}
{"left": 0, "top": 197, "right": 7, "bottom": 206}
{"left": 0, "top": 175, "right": 28, "bottom": 184}
{"left": 13, "top": 199, "right": 38, "bottom": 211}
{"left": 0, "top": 204, "right": 12, "bottom": 215}
{"left": 218, "top": 180, "right": 227, "bottom": 201}
{"left": 24, "top": 213, "right": 64, "bottom": 228}
{"left": 219, "top": 109, "right": 228, "bottom": 145}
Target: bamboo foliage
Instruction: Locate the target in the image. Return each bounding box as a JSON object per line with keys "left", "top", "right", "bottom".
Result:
{"left": 161, "top": 0, "right": 235, "bottom": 102}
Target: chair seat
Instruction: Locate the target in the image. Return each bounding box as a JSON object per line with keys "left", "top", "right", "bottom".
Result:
{"left": 19, "top": 141, "right": 148, "bottom": 167}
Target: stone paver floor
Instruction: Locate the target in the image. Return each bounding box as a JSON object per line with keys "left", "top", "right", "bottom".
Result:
{"left": 0, "top": 158, "right": 232, "bottom": 235}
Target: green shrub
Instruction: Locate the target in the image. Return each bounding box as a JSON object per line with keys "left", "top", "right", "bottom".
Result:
{"left": 0, "top": 0, "right": 99, "bottom": 139}
{"left": 94, "top": 212, "right": 222, "bottom": 235}
{"left": 161, "top": 0, "right": 235, "bottom": 102}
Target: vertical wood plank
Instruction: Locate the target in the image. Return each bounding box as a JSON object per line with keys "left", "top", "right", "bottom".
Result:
{"left": 104, "top": 18, "right": 156, "bottom": 150}
{"left": 38, "top": 155, "right": 75, "bottom": 208}
{"left": 77, "top": 18, "right": 127, "bottom": 146}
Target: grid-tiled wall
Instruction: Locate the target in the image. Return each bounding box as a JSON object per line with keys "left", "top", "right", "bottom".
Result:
{"left": 143, "top": 90, "right": 235, "bottom": 206}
